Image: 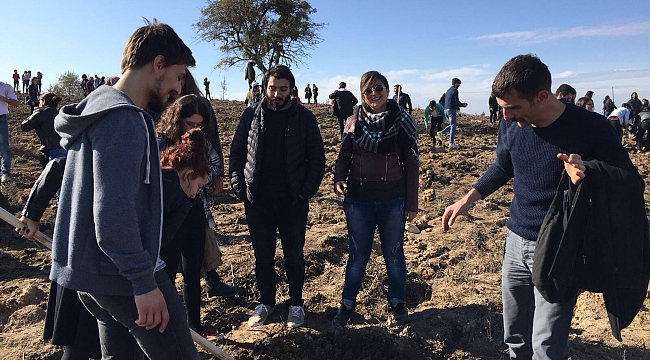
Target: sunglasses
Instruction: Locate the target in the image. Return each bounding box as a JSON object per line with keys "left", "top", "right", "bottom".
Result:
{"left": 363, "top": 84, "right": 385, "bottom": 95}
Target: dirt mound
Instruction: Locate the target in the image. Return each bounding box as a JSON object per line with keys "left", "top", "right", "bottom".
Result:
{"left": 0, "top": 97, "right": 648, "bottom": 359}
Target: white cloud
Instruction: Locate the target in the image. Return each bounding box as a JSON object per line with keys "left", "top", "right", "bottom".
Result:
{"left": 554, "top": 71, "right": 575, "bottom": 79}
{"left": 471, "top": 21, "right": 650, "bottom": 45}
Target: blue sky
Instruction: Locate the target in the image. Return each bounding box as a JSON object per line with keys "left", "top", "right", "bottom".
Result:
{"left": 3, "top": 0, "right": 649, "bottom": 115}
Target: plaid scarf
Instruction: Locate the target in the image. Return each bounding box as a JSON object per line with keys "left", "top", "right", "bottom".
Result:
{"left": 354, "top": 99, "right": 419, "bottom": 162}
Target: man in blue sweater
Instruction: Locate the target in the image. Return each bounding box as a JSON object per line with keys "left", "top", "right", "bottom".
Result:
{"left": 441, "top": 54, "right": 632, "bottom": 359}
{"left": 437, "top": 78, "right": 467, "bottom": 149}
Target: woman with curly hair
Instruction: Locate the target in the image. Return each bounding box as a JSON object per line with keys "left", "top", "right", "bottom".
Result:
{"left": 156, "top": 94, "right": 239, "bottom": 339}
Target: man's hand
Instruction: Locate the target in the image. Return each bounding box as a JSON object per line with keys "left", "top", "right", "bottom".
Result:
{"left": 405, "top": 211, "right": 417, "bottom": 222}
{"left": 334, "top": 181, "right": 347, "bottom": 196}
{"left": 134, "top": 288, "right": 169, "bottom": 333}
{"left": 441, "top": 188, "right": 482, "bottom": 231}
{"left": 557, "top": 153, "right": 585, "bottom": 185}
{"left": 209, "top": 177, "right": 223, "bottom": 195}
{"left": 16, "top": 216, "right": 39, "bottom": 240}
{"left": 461, "top": 102, "right": 468, "bottom": 108}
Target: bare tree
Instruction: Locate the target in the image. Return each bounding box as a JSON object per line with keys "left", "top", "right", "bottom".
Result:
{"left": 47, "top": 71, "right": 83, "bottom": 97}
{"left": 220, "top": 77, "right": 227, "bottom": 100}
{"left": 194, "top": 0, "right": 325, "bottom": 75}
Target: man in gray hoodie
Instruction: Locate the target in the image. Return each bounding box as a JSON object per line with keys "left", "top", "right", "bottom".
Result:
{"left": 52, "top": 21, "right": 198, "bottom": 359}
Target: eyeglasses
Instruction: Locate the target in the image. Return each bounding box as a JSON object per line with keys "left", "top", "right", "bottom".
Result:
{"left": 184, "top": 120, "right": 204, "bottom": 130}
{"left": 363, "top": 84, "right": 385, "bottom": 96}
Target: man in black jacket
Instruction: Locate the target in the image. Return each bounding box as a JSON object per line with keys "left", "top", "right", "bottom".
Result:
{"left": 230, "top": 65, "right": 325, "bottom": 329}
{"left": 329, "top": 82, "right": 358, "bottom": 137}
{"left": 392, "top": 84, "right": 412, "bottom": 114}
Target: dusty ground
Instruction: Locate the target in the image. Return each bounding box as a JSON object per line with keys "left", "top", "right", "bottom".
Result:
{"left": 0, "top": 96, "right": 648, "bottom": 359}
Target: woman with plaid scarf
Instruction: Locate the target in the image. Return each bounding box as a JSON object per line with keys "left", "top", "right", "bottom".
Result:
{"left": 332, "top": 71, "right": 420, "bottom": 327}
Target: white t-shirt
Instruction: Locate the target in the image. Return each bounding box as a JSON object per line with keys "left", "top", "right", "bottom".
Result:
{"left": 0, "top": 82, "right": 18, "bottom": 116}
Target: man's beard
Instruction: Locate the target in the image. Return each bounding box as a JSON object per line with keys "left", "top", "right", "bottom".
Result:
{"left": 266, "top": 94, "right": 291, "bottom": 111}
{"left": 146, "top": 76, "right": 167, "bottom": 114}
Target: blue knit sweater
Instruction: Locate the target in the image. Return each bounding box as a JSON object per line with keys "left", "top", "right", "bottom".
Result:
{"left": 473, "top": 104, "right": 633, "bottom": 240}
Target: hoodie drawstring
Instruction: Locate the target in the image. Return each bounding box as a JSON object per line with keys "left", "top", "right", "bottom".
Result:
{"left": 138, "top": 112, "right": 151, "bottom": 185}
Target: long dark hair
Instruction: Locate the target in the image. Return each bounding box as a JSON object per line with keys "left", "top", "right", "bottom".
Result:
{"left": 157, "top": 94, "right": 215, "bottom": 146}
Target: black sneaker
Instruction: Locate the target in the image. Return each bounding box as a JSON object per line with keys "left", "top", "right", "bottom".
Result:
{"left": 391, "top": 303, "right": 411, "bottom": 324}
{"left": 205, "top": 278, "right": 241, "bottom": 297}
{"left": 333, "top": 304, "right": 352, "bottom": 327}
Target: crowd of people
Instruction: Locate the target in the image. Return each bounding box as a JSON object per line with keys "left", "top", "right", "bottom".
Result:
{"left": 1, "top": 21, "right": 649, "bottom": 360}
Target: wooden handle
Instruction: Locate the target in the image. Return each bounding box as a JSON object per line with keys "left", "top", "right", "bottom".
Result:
{"left": 0, "top": 206, "right": 52, "bottom": 249}
{"left": 0, "top": 206, "right": 234, "bottom": 359}
{"left": 190, "top": 329, "right": 236, "bottom": 360}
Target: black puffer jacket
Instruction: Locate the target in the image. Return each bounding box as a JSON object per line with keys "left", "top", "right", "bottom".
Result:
{"left": 229, "top": 99, "right": 325, "bottom": 203}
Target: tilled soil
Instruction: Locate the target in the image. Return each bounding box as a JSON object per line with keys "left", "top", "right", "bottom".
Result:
{"left": 0, "top": 97, "right": 648, "bottom": 359}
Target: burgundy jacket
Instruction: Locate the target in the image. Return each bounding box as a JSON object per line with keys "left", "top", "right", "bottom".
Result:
{"left": 334, "top": 115, "right": 419, "bottom": 212}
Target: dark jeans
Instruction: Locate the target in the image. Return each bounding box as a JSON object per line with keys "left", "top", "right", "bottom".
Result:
{"left": 341, "top": 197, "right": 406, "bottom": 307}
{"left": 245, "top": 196, "right": 308, "bottom": 307}
{"left": 160, "top": 199, "right": 206, "bottom": 329}
{"left": 78, "top": 271, "right": 199, "bottom": 360}
{"left": 636, "top": 120, "right": 650, "bottom": 150}
{"left": 428, "top": 116, "right": 444, "bottom": 139}
{"left": 502, "top": 230, "right": 575, "bottom": 360}
{"left": 336, "top": 115, "right": 346, "bottom": 137}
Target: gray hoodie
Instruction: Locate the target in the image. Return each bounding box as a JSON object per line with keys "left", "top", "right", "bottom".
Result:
{"left": 50, "top": 85, "right": 163, "bottom": 297}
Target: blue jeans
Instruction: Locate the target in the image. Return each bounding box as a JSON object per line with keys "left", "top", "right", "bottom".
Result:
{"left": 48, "top": 147, "right": 67, "bottom": 161}
{"left": 0, "top": 115, "right": 11, "bottom": 176}
{"left": 245, "top": 196, "right": 308, "bottom": 307}
{"left": 441, "top": 109, "right": 457, "bottom": 144}
{"left": 502, "top": 230, "right": 576, "bottom": 360}
{"left": 341, "top": 197, "right": 406, "bottom": 307}
{"left": 78, "top": 271, "right": 199, "bottom": 360}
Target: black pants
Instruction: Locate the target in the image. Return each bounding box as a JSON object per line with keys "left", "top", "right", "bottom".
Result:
{"left": 245, "top": 196, "right": 308, "bottom": 307}
{"left": 429, "top": 116, "right": 444, "bottom": 139}
{"left": 636, "top": 120, "right": 650, "bottom": 150}
{"left": 160, "top": 197, "right": 206, "bottom": 329}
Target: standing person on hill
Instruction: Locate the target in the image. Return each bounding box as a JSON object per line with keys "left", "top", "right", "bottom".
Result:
{"left": 0, "top": 80, "right": 18, "bottom": 183}
{"left": 50, "top": 20, "right": 199, "bottom": 359}
{"left": 12, "top": 70, "right": 20, "bottom": 93}
{"left": 442, "top": 54, "right": 637, "bottom": 360}
{"left": 80, "top": 74, "right": 88, "bottom": 94}
{"left": 438, "top": 92, "right": 446, "bottom": 108}
{"left": 312, "top": 84, "right": 319, "bottom": 104}
{"left": 304, "top": 83, "right": 312, "bottom": 104}
{"left": 329, "top": 82, "right": 358, "bottom": 137}
{"left": 22, "top": 71, "right": 30, "bottom": 93}
{"left": 332, "top": 70, "right": 419, "bottom": 326}
{"left": 292, "top": 86, "right": 302, "bottom": 104}
{"left": 93, "top": 75, "right": 100, "bottom": 90}
{"left": 489, "top": 92, "right": 500, "bottom": 124}
{"left": 603, "top": 95, "right": 616, "bottom": 118}
{"left": 245, "top": 82, "right": 262, "bottom": 107}
{"left": 438, "top": 78, "right": 468, "bottom": 149}
{"left": 203, "top": 77, "right": 211, "bottom": 100}
{"left": 230, "top": 65, "right": 325, "bottom": 329}
{"left": 84, "top": 77, "right": 95, "bottom": 97}
{"left": 21, "top": 92, "right": 66, "bottom": 167}
{"left": 27, "top": 77, "right": 40, "bottom": 114}
{"left": 392, "top": 84, "right": 412, "bottom": 114}
{"left": 424, "top": 99, "right": 445, "bottom": 145}
{"left": 36, "top": 72, "right": 43, "bottom": 92}
{"left": 628, "top": 92, "right": 642, "bottom": 126}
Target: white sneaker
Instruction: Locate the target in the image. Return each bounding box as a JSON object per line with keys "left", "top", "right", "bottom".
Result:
{"left": 286, "top": 305, "right": 305, "bottom": 328}
{"left": 448, "top": 143, "right": 459, "bottom": 149}
{"left": 436, "top": 131, "right": 445, "bottom": 143}
{"left": 248, "top": 304, "right": 274, "bottom": 327}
